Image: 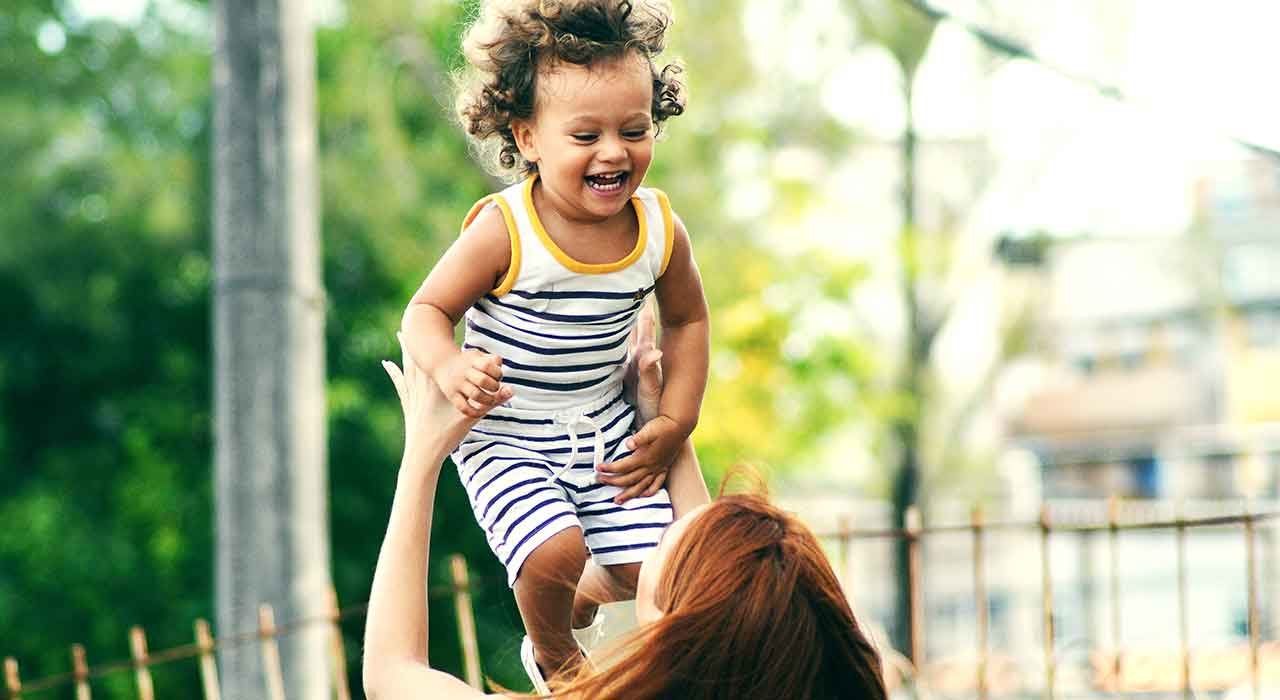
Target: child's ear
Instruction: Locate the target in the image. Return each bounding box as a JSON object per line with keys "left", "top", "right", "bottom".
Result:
{"left": 512, "top": 119, "right": 540, "bottom": 165}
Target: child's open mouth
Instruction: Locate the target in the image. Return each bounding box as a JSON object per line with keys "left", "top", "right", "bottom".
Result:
{"left": 585, "top": 171, "right": 627, "bottom": 193}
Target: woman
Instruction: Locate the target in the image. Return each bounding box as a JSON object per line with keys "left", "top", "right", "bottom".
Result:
{"left": 363, "top": 332, "right": 888, "bottom": 699}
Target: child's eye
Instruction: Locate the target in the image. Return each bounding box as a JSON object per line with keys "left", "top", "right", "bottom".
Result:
{"left": 571, "top": 133, "right": 598, "bottom": 143}
{"left": 623, "top": 129, "right": 650, "bottom": 140}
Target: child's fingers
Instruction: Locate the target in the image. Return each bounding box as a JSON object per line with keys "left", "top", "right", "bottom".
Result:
{"left": 600, "top": 464, "right": 654, "bottom": 487}
{"left": 625, "top": 419, "right": 662, "bottom": 451}
{"left": 613, "top": 475, "right": 655, "bottom": 505}
{"left": 461, "top": 381, "right": 505, "bottom": 408}
{"left": 643, "top": 471, "right": 666, "bottom": 497}
{"left": 469, "top": 352, "right": 503, "bottom": 381}
{"left": 466, "top": 386, "right": 513, "bottom": 416}
{"left": 466, "top": 368, "right": 502, "bottom": 393}
{"left": 595, "top": 453, "right": 638, "bottom": 476}
{"left": 449, "top": 392, "right": 486, "bottom": 418}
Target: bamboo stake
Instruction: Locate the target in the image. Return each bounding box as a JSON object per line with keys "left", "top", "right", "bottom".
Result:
{"left": 4, "top": 657, "right": 20, "bottom": 700}
{"left": 326, "top": 588, "right": 351, "bottom": 700}
{"left": 1108, "top": 497, "right": 1123, "bottom": 696}
{"left": 258, "top": 605, "right": 286, "bottom": 700}
{"left": 972, "top": 505, "right": 989, "bottom": 700}
{"left": 1176, "top": 504, "right": 1192, "bottom": 700}
{"left": 129, "top": 627, "right": 155, "bottom": 700}
{"left": 450, "top": 555, "right": 483, "bottom": 689}
{"left": 71, "top": 644, "right": 90, "bottom": 700}
{"left": 194, "top": 619, "right": 221, "bottom": 700}
{"left": 906, "top": 506, "right": 925, "bottom": 668}
{"left": 1245, "top": 507, "right": 1261, "bottom": 700}
{"left": 1040, "top": 505, "right": 1055, "bottom": 700}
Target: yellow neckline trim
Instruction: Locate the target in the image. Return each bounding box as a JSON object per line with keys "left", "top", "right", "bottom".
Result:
{"left": 522, "top": 174, "right": 647, "bottom": 275}
{"left": 461, "top": 194, "right": 521, "bottom": 297}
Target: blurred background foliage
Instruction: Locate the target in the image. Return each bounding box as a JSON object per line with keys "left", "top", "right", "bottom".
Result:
{"left": 0, "top": 0, "right": 904, "bottom": 693}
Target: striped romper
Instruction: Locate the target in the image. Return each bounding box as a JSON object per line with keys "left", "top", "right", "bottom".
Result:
{"left": 451, "top": 175, "right": 676, "bottom": 586}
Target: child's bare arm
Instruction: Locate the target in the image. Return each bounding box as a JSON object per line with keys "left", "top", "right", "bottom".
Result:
{"left": 597, "top": 214, "right": 709, "bottom": 501}
{"left": 401, "top": 206, "right": 513, "bottom": 418}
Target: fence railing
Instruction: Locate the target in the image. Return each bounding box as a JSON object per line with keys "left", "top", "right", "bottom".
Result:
{"left": 816, "top": 501, "right": 1276, "bottom": 700}
{"left": 5, "top": 506, "right": 1276, "bottom": 700}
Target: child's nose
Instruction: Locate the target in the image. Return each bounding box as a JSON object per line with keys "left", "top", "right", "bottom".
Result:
{"left": 597, "top": 136, "right": 627, "bottom": 162}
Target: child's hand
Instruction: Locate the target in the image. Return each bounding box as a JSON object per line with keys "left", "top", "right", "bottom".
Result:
{"left": 383, "top": 334, "right": 513, "bottom": 459}
{"left": 431, "top": 349, "right": 508, "bottom": 418}
{"left": 596, "top": 415, "right": 688, "bottom": 504}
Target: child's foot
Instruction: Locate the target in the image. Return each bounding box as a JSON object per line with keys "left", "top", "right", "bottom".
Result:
{"left": 520, "top": 635, "right": 552, "bottom": 695}
{"left": 571, "top": 608, "right": 606, "bottom": 658}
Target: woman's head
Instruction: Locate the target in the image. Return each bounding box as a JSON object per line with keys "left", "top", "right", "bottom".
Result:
{"left": 559, "top": 494, "right": 888, "bottom": 700}
{"left": 455, "top": 0, "right": 686, "bottom": 183}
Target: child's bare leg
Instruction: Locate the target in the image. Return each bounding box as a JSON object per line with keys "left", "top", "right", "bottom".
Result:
{"left": 513, "top": 527, "right": 588, "bottom": 678}
{"left": 572, "top": 561, "right": 641, "bottom": 627}
{"left": 573, "top": 440, "right": 708, "bottom": 625}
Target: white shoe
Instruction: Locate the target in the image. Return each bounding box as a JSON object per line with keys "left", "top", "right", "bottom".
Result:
{"left": 520, "top": 635, "right": 552, "bottom": 695}
{"left": 571, "top": 609, "right": 606, "bottom": 657}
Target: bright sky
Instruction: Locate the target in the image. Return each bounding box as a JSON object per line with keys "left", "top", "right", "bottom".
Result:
{"left": 812, "top": 0, "right": 1280, "bottom": 240}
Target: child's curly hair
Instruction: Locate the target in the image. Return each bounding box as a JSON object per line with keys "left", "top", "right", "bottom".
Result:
{"left": 455, "top": 0, "right": 686, "bottom": 179}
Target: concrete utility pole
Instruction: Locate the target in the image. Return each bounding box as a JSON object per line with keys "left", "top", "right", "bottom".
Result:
{"left": 212, "top": 0, "right": 330, "bottom": 697}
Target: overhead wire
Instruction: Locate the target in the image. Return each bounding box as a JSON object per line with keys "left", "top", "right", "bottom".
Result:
{"left": 895, "top": 0, "right": 1280, "bottom": 163}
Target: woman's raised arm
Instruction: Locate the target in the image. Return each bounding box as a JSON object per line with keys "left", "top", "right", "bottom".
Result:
{"left": 362, "top": 334, "right": 512, "bottom": 700}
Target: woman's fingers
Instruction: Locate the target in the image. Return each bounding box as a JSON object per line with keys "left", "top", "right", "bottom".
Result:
{"left": 637, "top": 300, "right": 657, "bottom": 349}
{"left": 382, "top": 360, "right": 408, "bottom": 407}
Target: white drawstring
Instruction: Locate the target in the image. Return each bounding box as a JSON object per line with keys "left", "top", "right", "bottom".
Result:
{"left": 550, "top": 409, "right": 606, "bottom": 483}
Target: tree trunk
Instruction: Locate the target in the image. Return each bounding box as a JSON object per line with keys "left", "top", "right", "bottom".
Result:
{"left": 212, "top": 0, "right": 330, "bottom": 698}
{"left": 891, "top": 77, "right": 923, "bottom": 662}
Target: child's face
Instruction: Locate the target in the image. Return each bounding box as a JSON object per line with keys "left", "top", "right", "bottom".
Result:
{"left": 514, "top": 52, "right": 655, "bottom": 223}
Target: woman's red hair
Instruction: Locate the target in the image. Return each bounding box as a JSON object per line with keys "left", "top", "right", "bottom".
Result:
{"left": 549, "top": 492, "right": 888, "bottom": 700}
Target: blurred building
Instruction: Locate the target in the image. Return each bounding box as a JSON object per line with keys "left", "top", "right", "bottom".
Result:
{"left": 1009, "top": 153, "right": 1280, "bottom": 501}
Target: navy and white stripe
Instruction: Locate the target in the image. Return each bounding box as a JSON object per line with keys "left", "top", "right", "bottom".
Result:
{"left": 454, "top": 392, "right": 672, "bottom": 585}
{"left": 450, "top": 176, "right": 675, "bottom": 586}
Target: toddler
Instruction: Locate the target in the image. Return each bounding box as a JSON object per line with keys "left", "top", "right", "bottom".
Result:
{"left": 400, "top": 0, "right": 710, "bottom": 691}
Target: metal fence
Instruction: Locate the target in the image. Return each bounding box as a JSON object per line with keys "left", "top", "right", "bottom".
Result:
{"left": 4, "top": 507, "right": 1275, "bottom": 700}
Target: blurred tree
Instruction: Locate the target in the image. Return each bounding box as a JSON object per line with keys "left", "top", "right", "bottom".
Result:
{"left": 842, "top": 0, "right": 1034, "bottom": 659}
{"left": 211, "top": 0, "right": 330, "bottom": 697}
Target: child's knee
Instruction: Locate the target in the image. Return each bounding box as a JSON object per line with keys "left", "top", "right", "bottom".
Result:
{"left": 519, "top": 527, "right": 589, "bottom": 587}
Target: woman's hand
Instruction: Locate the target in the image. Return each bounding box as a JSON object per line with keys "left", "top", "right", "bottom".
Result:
{"left": 383, "top": 332, "right": 512, "bottom": 462}
{"left": 623, "top": 300, "right": 663, "bottom": 424}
